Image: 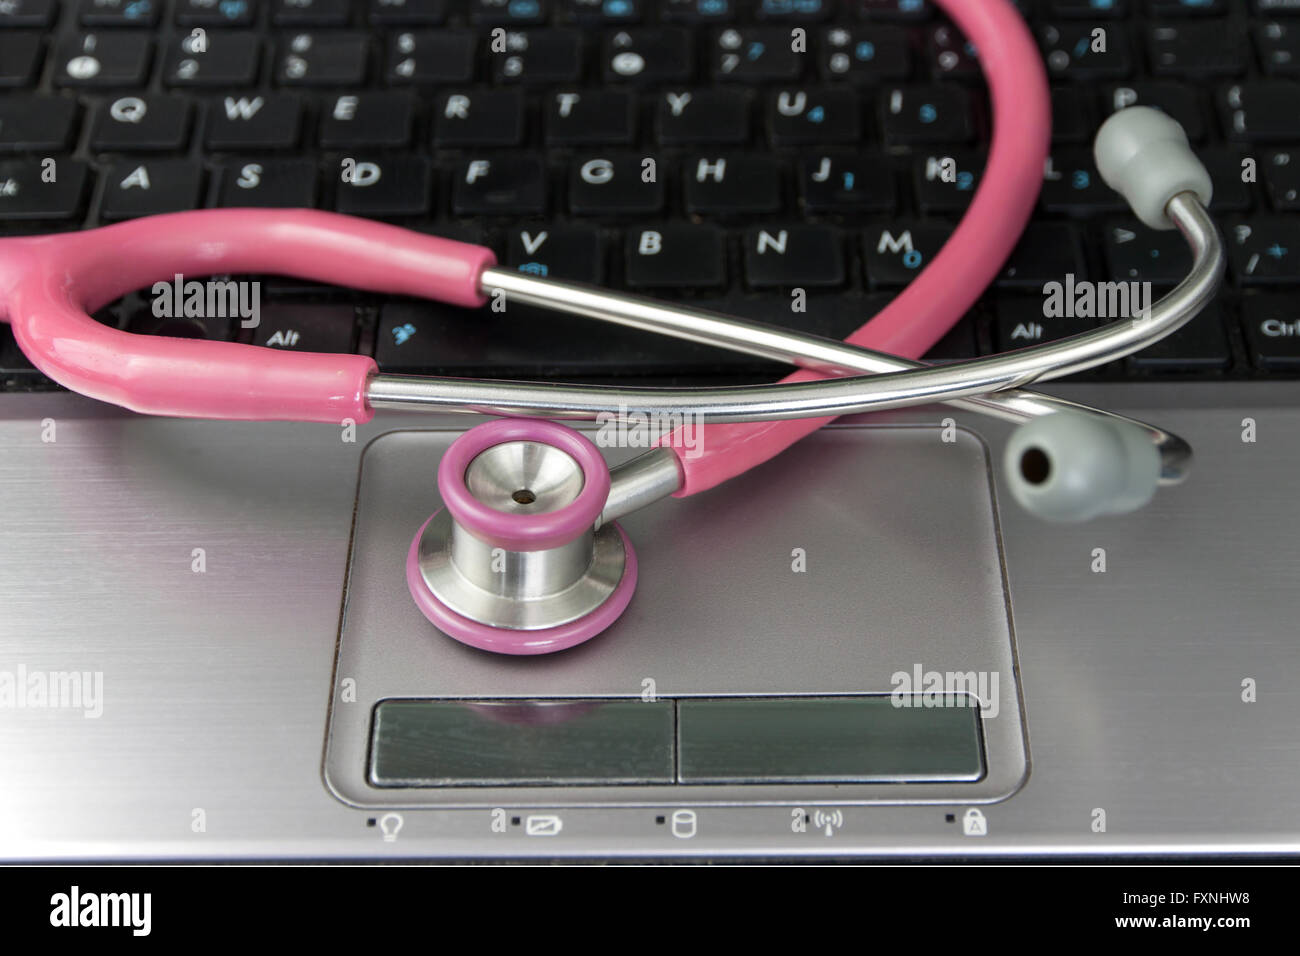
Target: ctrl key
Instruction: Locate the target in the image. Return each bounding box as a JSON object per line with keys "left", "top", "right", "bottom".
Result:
{"left": 0, "top": 159, "right": 89, "bottom": 221}
{"left": 1242, "top": 295, "right": 1300, "bottom": 370}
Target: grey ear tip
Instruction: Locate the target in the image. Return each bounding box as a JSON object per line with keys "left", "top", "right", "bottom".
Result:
{"left": 1004, "top": 414, "right": 1161, "bottom": 522}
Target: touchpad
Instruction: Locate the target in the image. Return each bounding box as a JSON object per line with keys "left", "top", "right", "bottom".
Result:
{"left": 325, "top": 424, "right": 1026, "bottom": 807}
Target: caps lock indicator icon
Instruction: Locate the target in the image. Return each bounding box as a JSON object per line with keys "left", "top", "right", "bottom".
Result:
{"left": 962, "top": 808, "right": 988, "bottom": 836}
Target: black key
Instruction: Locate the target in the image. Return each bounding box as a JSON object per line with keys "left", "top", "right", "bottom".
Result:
{"left": 433, "top": 91, "right": 524, "bottom": 146}
{"left": 1148, "top": 0, "right": 1224, "bottom": 14}
{"left": 452, "top": 156, "right": 546, "bottom": 215}
{"left": 471, "top": 0, "right": 547, "bottom": 25}
{"left": 0, "top": 34, "right": 43, "bottom": 88}
{"left": 546, "top": 91, "right": 636, "bottom": 145}
{"left": 569, "top": 154, "right": 664, "bottom": 216}
{"left": 0, "top": 97, "right": 80, "bottom": 152}
{"left": 993, "top": 296, "right": 1094, "bottom": 353}
{"left": 1129, "top": 300, "right": 1230, "bottom": 371}
{"left": 368, "top": 0, "right": 447, "bottom": 24}
{"left": 175, "top": 0, "right": 257, "bottom": 27}
{"left": 820, "top": 25, "right": 910, "bottom": 81}
{"left": 1148, "top": 22, "right": 1246, "bottom": 77}
{"left": 799, "top": 153, "right": 896, "bottom": 214}
{"left": 78, "top": 0, "right": 161, "bottom": 27}
{"left": 335, "top": 155, "right": 432, "bottom": 217}
{"left": 1200, "top": 146, "right": 1253, "bottom": 212}
{"left": 880, "top": 85, "right": 972, "bottom": 144}
{"left": 490, "top": 30, "right": 583, "bottom": 84}
{"left": 217, "top": 158, "right": 317, "bottom": 206}
{"left": 99, "top": 159, "right": 203, "bottom": 219}
{"left": 89, "top": 95, "right": 191, "bottom": 151}
{"left": 54, "top": 33, "right": 153, "bottom": 87}
{"left": 1103, "top": 221, "right": 1192, "bottom": 283}
{"left": 858, "top": 0, "right": 932, "bottom": 20}
{"left": 743, "top": 225, "right": 843, "bottom": 288}
{"left": 1227, "top": 218, "right": 1300, "bottom": 285}
{"left": 1220, "top": 81, "right": 1300, "bottom": 142}
{"left": 506, "top": 224, "right": 602, "bottom": 283}
{"left": 1040, "top": 148, "right": 1127, "bottom": 214}
{"left": 1049, "top": 0, "right": 1130, "bottom": 15}
{"left": 1039, "top": 22, "right": 1132, "bottom": 79}
{"left": 713, "top": 27, "right": 802, "bottom": 80}
{"left": 319, "top": 92, "right": 414, "bottom": 147}
{"left": 375, "top": 305, "right": 451, "bottom": 372}
{"left": 277, "top": 33, "right": 369, "bottom": 86}
{"left": 164, "top": 31, "right": 261, "bottom": 87}
{"left": 755, "top": 0, "right": 829, "bottom": 20}
{"left": 604, "top": 28, "right": 693, "bottom": 83}
{"left": 923, "top": 315, "right": 977, "bottom": 363}
{"left": 1, "top": 326, "right": 39, "bottom": 376}
{"left": 655, "top": 88, "right": 748, "bottom": 144}
{"left": 1263, "top": 149, "right": 1300, "bottom": 210}
{"left": 0, "top": 158, "right": 89, "bottom": 220}
{"left": 683, "top": 155, "right": 781, "bottom": 215}
{"left": 253, "top": 303, "right": 356, "bottom": 352}
{"left": 272, "top": 0, "right": 350, "bottom": 25}
{"left": 128, "top": 305, "right": 232, "bottom": 341}
{"left": 662, "top": 0, "right": 734, "bottom": 22}
{"left": 386, "top": 31, "right": 476, "bottom": 84}
{"left": 926, "top": 22, "right": 979, "bottom": 80}
{"left": 1255, "top": 21, "right": 1300, "bottom": 76}
{"left": 206, "top": 93, "right": 303, "bottom": 149}
{"left": 861, "top": 221, "right": 950, "bottom": 288}
{"left": 1051, "top": 87, "right": 1094, "bottom": 143}
{"left": 561, "top": 0, "right": 642, "bottom": 24}
{"left": 1241, "top": 294, "right": 1300, "bottom": 368}
{"left": 1104, "top": 86, "right": 1204, "bottom": 141}
{"left": 624, "top": 223, "right": 725, "bottom": 289}
{"left": 0, "top": 0, "right": 58, "bottom": 27}
{"left": 766, "top": 89, "right": 861, "bottom": 145}
{"left": 996, "top": 222, "right": 1086, "bottom": 289}
{"left": 912, "top": 149, "right": 983, "bottom": 213}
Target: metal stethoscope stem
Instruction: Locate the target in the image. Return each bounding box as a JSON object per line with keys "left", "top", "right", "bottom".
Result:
{"left": 367, "top": 193, "right": 1221, "bottom": 488}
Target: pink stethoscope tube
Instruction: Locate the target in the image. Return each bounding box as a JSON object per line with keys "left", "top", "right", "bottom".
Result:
{"left": 0, "top": 212, "right": 492, "bottom": 422}
{"left": 0, "top": 0, "right": 1050, "bottom": 481}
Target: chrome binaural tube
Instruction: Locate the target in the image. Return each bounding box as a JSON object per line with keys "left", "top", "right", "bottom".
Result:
{"left": 368, "top": 194, "right": 1221, "bottom": 483}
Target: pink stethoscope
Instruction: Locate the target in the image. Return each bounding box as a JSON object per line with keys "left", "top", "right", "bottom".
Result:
{"left": 0, "top": 0, "right": 1223, "bottom": 654}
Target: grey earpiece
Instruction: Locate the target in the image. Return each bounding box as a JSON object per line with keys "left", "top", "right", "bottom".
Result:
{"left": 1003, "top": 413, "right": 1162, "bottom": 522}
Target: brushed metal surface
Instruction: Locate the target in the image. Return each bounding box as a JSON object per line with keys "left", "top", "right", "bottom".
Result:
{"left": 1, "top": 384, "right": 1298, "bottom": 858}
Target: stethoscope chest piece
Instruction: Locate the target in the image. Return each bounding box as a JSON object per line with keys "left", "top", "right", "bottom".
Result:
{"left": 406, "top": 419, "right": 638, "bottom": 655}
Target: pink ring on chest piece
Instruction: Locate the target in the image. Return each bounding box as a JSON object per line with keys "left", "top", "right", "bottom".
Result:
{"left": 408, "top": 418, "right": 637, "bottom": 655}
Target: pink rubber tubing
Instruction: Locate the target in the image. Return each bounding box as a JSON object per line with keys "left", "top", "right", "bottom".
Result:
{"left": 657, "top": 0, "right": 1053, "bottom": 495}
{"left": 0, "top": 209, "right": 496, "bottom": 422}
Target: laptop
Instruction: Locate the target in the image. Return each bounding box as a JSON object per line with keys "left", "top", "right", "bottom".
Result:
{"left": 1, "top": 0, "right": 1298, "bottom": 860}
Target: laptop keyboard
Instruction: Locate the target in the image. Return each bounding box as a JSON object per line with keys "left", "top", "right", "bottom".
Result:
{"left": 1, "top": 0, "right": 1298, "bottom": 393}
